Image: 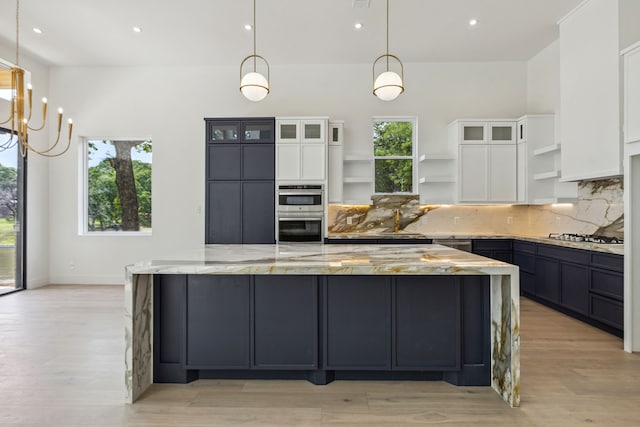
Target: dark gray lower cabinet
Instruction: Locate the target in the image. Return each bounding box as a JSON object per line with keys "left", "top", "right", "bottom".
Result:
{"left": 535, "top": 257, "right": 560, "bottom": 304}
{"left": 154, "top": 273, "right": 490, "bottom": 385}
{"left": 560, "top": 263, "right": 589, "bottom": 315}
{"left": 253, "top": 276, "right": 317, "bottom": 369}
{"left": 186, "top": 275, "right": 251, "bottom": 369}
{"left": 324, "top": 276, "right": 390, "bottom": 369}
{"left": 394, "top": 276, "right": 460, "bottom": 370}
{"left": 472, "top": 239, "right": 513, "bottom": 263}
{"left": 514, "top": 241, "right": 623, "bottom": 337}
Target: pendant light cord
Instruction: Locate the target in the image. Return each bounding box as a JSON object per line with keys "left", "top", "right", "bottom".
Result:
{"left": 386, "top": 0, "right": 389, "bottom": 70}
{"left": 253, "top": 0, "right": 257, "bottom": 71}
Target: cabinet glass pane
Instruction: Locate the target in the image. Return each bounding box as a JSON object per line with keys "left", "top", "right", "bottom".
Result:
{"left": 211, "top": 125, "right": 238, "bottom": 141}
{"left": 332, "top": 127, "right": 339, "bottom": 142}
{"left": 244, "top": 123, "right": 273, "bottom": 141}
{"left": 280, "top": 124, "right": 297, "bottom": 139}
{"left": 492, "top": 126, "right": 513, "bottom": 141}
{"left": 304, "top": 123, "right": 322, "bottom": 139}
{"left": 463, "top": 126, "right": 484, "bottom": 141}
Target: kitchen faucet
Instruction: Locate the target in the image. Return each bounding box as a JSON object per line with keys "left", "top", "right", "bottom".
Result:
{"left": 394, "top": 209, "right": 400, "bottom": 233}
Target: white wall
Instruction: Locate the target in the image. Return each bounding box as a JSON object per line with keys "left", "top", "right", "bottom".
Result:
{"left": 47, "top": 61, "right": 526, "bottom": 284}
{"left": 0, "top": 41, "right": 50, "bottom": 289}
{"left": 526, "top": 40, "right": 560, "bottom": 116}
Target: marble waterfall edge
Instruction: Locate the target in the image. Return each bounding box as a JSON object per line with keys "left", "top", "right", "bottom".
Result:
{"left": 124, "top": 244, "right": 520, "bottom": 407}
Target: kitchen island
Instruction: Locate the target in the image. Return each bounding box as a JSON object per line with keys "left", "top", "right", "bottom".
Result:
{"left": 125, "top": 244, "right": 520, "bottom": 407}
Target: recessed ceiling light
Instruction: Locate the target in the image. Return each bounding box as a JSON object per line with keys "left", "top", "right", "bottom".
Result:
{"left": 133, "top": 26, "right": 142, "bottom": 33}
{"left": 33, "top": 27, "right": 42, "bottom": 34}
{"left": 244, "top": 24, "right": 252, "bottom": 31}
{"left": 354, "top": 22, "right": 363, "bottom": 30}
{"left": 469, "top": 18, "right": 478, "bottom": 27}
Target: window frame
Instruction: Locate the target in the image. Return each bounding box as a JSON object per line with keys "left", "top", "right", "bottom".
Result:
{"left": 371, "top": 116, "right": 418, "bottom": 195}
{"left": 79, "top": 136, "right": 153, "bottom": 236}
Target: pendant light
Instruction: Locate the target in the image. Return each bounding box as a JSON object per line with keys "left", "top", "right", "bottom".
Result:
{"left": 372, "top": 0, "right": 404, "bottom": 101}
{"left": 240, "top": 0, "right": 270, "bottom": 101}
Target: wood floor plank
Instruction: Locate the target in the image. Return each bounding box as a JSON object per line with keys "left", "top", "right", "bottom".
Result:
{"left": 2, "top": 285, "right": 640, "bottom": 426}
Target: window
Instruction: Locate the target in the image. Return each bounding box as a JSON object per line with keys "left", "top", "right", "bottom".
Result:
{"left": 372, "top": 117, "right": 417, "bottom": 193}
{"left": 81, "top": 138, "right": 152, "bottom": 234}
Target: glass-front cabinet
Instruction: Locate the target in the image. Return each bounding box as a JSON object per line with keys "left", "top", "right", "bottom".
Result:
{"left": 242, "top": 120, "right": 274, "bottom": 143}
{"left": 207, "top": 120, "right": 240, "bottom": 143}
{"left": 489, "top": 122, "right": 516, "bottom": 144}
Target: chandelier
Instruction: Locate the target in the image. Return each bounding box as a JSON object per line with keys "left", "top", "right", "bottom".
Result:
{"left": 372, "top": 0, "right": 404, "bottom": 101}
{"left": 239, "top": 0, "right": 270, "bottom": 101}
{"left": 0, "top": 0, "right": 73, "bottom": 157}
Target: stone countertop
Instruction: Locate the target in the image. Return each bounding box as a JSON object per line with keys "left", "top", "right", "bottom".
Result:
{"left": 326, "top": 233, "right": 624, "bottom": 256}
{"left": 125, "top": 243, "right": 521, "bottom": 408}
{"left": 125, "top": 243, "right": 517, "bottom": 277}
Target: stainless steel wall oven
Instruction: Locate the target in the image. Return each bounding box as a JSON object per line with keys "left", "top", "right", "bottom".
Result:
{"left": 277, "top": 185, "right": 324, "bottom": 242}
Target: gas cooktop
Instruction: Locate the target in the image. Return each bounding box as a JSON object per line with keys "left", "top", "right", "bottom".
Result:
{"left": 548, "top": 233, "right": 623, "bottom": 244}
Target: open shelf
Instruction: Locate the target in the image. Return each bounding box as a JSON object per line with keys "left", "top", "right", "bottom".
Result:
{"left": 419, "top": 153, "right": 456, "bottom": 162}
{"left": 533, "top": 170, "right": 561, "bottom": 180}
{"left": 344, "top": 155, "right": 372, "bottom": 162}
{"left": 533, "top": 143, "right": 561, "bottom": 156}
{"left": 344, "top": 177, "right": 372, "bottom": 183}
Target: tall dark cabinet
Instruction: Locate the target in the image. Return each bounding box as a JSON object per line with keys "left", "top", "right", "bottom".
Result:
{"left": 205, "top": 118, "right": 275, "bottom": 244}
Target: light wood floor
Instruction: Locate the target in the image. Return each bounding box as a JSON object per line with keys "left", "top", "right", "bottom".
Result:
{"left": 1, "top": 285, "right": 640, "bottom": 426}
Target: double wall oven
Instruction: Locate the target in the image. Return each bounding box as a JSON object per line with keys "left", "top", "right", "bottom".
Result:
{"left": 277, "top": 184, "right": 324, "bottom": 242}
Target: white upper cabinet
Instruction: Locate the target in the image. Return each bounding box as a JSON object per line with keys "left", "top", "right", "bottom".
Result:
{"left": 276, "top": 117, "right": 328, "bottom": 182}
{"left": 623, "top": 41, "right": 640, "bottom": 144}
{"left": 276, "top": 120, "right": 301, "bottom": 143}
{"left": 559, "top": 0, "right": 623, "bottom": 181}
{"left": 451, "top": 119, "right": 518, "bottom": 203}
{"left": 488, "top": 122, "right": 516, "bottom": 144}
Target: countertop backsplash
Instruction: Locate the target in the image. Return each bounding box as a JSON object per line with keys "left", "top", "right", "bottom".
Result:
{"left": 328, "top": 178, "right": 623, "bottom": 238}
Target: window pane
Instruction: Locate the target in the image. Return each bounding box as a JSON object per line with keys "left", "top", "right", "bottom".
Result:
{"left": 374, "top": 159, "right": 413, "bottom": 193}
{"left": 373, "top": 121, "right": 413, "bottom": 157}
{"left": 87, "top": 139, "right": 152, "bottom": 232}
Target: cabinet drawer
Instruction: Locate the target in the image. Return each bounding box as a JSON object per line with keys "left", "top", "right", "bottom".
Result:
{"left": 513, "top": 252, "right": 535, "bottom": 274}
{"left": 590, "top": 294, "right": 623, "bottom": 330}
{"left": 590, "top": 252, "right": 623, "bottom": 272}
{"left": 590, "top": 268, "right": 623, "bottom": 300}
{"left": 513, "top": 240, "right": 536, "bottom": 254}
{"left": 472, "top": 239, "right": 512, "bottom": 251}
{"left": 537, "top": 244, "right": 589, "bottom": 265}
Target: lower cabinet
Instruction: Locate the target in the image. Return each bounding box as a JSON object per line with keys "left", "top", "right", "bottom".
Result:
{"left": 535, "top": 257, "right": 561, "bottom": 304}
{"left": 512, "top": 241, "right": 623, "bottom": 337}
{"left": 394, "top": 276, "right": 461, "bottom": 370}
{"left": 186, "top": 275, "right": 251, "bottom": 368}
{"left": 560, "top": 262, "right": 589, "bottom": 315}
{"left": 472, "top": 239, "right": 513, "bottom": 263}
{"left": 253, "top": 276, "right": 317, "bottom": 369}
{"left": 324, "top": 276, "right": 390, "bottom": 369}
{"left": 154, "top": 274, "right": 490, "bottom": 385}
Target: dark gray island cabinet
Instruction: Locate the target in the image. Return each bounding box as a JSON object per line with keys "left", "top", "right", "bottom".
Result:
{"left": 153, "top": 274, "right": 490, "bottom": 386}
{"left": 125, "top": 244, "right": 520, "bottom": 407}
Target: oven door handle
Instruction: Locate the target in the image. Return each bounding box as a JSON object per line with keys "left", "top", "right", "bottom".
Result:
{"left": 278, "top": 192, "right": 323, "bottom": 196}
{"left": 278, "top": 217, "right": 323, "bottom": 221}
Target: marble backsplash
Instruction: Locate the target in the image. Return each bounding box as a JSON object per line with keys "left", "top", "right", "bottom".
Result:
{"left": 328, "top": 178, "right": 623, "bottom": 238}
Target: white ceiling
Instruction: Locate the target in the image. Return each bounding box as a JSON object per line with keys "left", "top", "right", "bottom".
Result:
{"left": 0, "top": 0, "right": 583, "bottom": 67}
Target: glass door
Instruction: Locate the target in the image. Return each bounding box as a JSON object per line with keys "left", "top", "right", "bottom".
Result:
{"left": 0, "top": 128, "right": 25, "bottom": 296}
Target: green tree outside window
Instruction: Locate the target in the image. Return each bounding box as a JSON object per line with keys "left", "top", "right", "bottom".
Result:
{"left": 86, "top": 139, "right": 152, "bottom": 232}
{"left": 373, "top": 120, "right": 415, "bottom": 193}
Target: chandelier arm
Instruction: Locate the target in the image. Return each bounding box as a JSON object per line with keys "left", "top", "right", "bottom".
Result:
{"left": 21, "top": 134, "right": 71, "bottom": 157}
